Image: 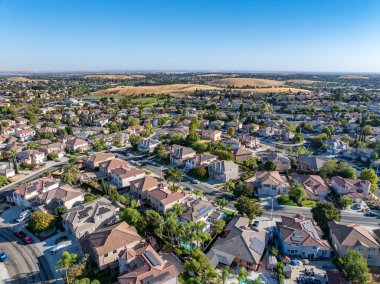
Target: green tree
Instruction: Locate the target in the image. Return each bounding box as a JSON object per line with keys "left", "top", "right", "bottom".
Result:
{"left": 338, "top": 196, "right": 353, "bottom": 209}
{"left": 221, "top": 267, "right": 231, "bottom": 284}
{"left": 188, "top": 166, "right": 207, "bottom": 180}
{"left": 57, "top": 251, "right": 78, "bottom": 283}
{"left": 289, "top": 182, "right": 306, "bottom": 206}
{"left": 216, "top": 198, "right": 228, "bottom": 210}
{"left": 184, "top": 249, "right": 217, "bottom": 283}
{"left": 235, "top": 196, "right": 263, "bottom": 223}
{"left": 227, "top": 127, "right": 235, "bottom": 137}
{"left": 0, "top": 176, "right": 8, "bottom": 187}
{"left": 193, "top": 189, "right": 204, "bottom": 199}
{"left": 164, "top": 168, "right": 183, "bottom": 182}
{"left": 320, "top": 160, "right": 356, "bottom": 179}
{"left": 185, "top": 131, "right": 200, "bottom": 145}
{"left": 112, "top": 134, "right": 123, "bottom": 147}
{"left": 154, "top": 144, "right": 168, "bottom": 162}
{"left": 264, "top": 160, "right": 276, "bottom": 171}
{"left": 92, "top": 139, "right": 107, "bottom": 151}
{"left": 128, "top": 117, "right": 139, "bottom": 127}
{"left": 361, "top": 125, "right": 372, "bottom": 142}
{"left": 144, "top": 210, "right": 164, "bottom": 236}
{"left": 129, "top": 134, "right": 142, "bottom": 149}
{"left": 47, "top": 152, "right": 58, "bottom": 161}
{"left": 62, "top": 163, "right": 80, "bottom": 186}
{"left": 311, "top": 133, "right": 328, "bottom": 149}
{"left": 342, "top": 250, "right": 370, "bottom": 284}
{"left": 121, "top": 208, "right": 145, "bottom": 235}
{"left": 294, "top": 133, "right": 304, "bottom": 143}
{"left": 238, "top": 267, "right": 248, "bottom": 282}
{"left": 189, "top": 118, "right": 200, "bottom": 131}
{"left": 57, "top": 206, "right": 68, "bottom": 216}
{"left": 211, "top": 219, "right": 225, "bottom": 235}
{"left": 29, "top": 211, "right": 55, "bottom": 233}
{"left": 311, "top": 202, "right": 341, "bottom": 235}
{"left": 360, "top": 168, "right": 379, "bottom": 194}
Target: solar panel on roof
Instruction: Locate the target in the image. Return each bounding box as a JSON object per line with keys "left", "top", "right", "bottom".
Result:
{"left": 249, "top": 237, "right": 265, "bottom": 254}
{"left": 78, "top": 206, "right": 92, "bottom": 219}
{"left": 144, "top": 250, "right": 160, "bottom": 266}
{"left": 195, "top": 205, "right": 213, "bottom": 219}
{"left": 97, "top": 207, "right": 111, "bottom": 216}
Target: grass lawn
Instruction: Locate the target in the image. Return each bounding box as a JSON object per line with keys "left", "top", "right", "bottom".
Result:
{"left": 277, "top": 195, "right": 297, "bottom": 206}
{"left": 223, "top": 209, "right": 235, "bottom": 218}
{"left": 301, "top": 200, "right": 317, "bottom": 208}
{"left": 130, "top": 97, "right": 159, "bottom": 105}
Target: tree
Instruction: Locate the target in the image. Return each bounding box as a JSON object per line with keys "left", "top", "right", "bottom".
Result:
{"left": 29, "top": 211, "right": 55, "bottom": 233}
{"left": 311, "top": 202, "right": 341, "bottom": 235}
{"left": 168, "top": 183, "right": 181, "bottom": 192}
{"left": 129, "top": 134, "right": 142, "bottom": 149}
{"left": 62, "top": 164, "right": 80, "bottom": 186}
{"left": 361, "top": 125, "right": 372, "bottom": 142}
{"left": 144, "top": 210, "right": 164, "bottom": 236}
{"left": 294, "top": 133, "right": 304, "bottom": 143}
{"left": 211, "top": 219, "right": 225, "bottom": 235}
{"left": 289, "top": 182, "right": 306, "bottom": 206}
{"left": 264, "top": 160, "right": 276, "bottom": 171}
{"left": 164, "top": 168, "right": 183, "bottom": 182}
{"left": 92, "top": 139, "right": 107, "bottom": 151}
{"left": 342, "top": 250, "right": 370, "bottom": 284}
{"left": 0, "top": 176, "right": 8, "bottom": 187}
{"left": 221, "top": 267, "right": 231, "bottom": 284}
{"left": 227, "top": 127, "right": 235, "bottom": 137}
{"left": 311, "top": 133, "right": 328, "bottom": 149}
{"left": 185, "top": 131, "right": 200, "bottom": 145}
{"left": 47, "top": 152, "right": 58, "bottom": 161}
{"left": 360, "top": 168, "right": 379, "bottom": 194}
{"left": 338, "top": 196, "right": 353, "bottom": 209}
{"left": 238, "top": 267, "right": 248, "bottom": 282}
{"left": 320, "top": 160, "right": 356, "bottom": 179}
{"left": 154, "top": 144, "right": 169, "bottom": 163}
{"left": 57, "top": 251, "right": 78, "bottom": 283}
{"left": 128, "top": 117, "right": 139, "bottom": 127}
{"left": 235, "top": 196, "right": 262, "bottom": 223}
{"left": 188, "top": 166, "right": 207, "bottom": 180}
{"left": 216, "top": 198, "right": 228, "bottom": 210}
{"left": 193, "top": 189, "right": 204, "bottom": 199}
{"left": 189, "top": 118, "right": 200, "bottom": 131}
{"left": 57, "top": 206, "right": 68, "bottom": 216}
{"left": 184, "top": 249, "right": 216, "bottom": 283}
{"left": 112, "top": 134, "right": 123, "bottom": 148}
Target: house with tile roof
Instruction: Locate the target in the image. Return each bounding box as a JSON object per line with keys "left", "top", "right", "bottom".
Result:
{"left": 130, "top": 176, "right": 166, "bottom": 200}
{"left": 117, "top": 243, "right": 179, "bottom": 284}
{"left": 297, "top": 154, "right": 326, "bottom": 172}
{"left": 62, "top": 197, "right": 119, "bottom": 239}
{"left": 80, "top": 221, "right": 143, "bottom": 270}
{"left": 169, "top": 144, "right": 196, "bottom": 166}
{"left": 276, "top": 214, "right": 333, "bottom": 260}
{"left": 110, "top": 168, "right": 146, "bottom": 189}
{"left": 82, "top": 152, "right": 115, "bottom": 170}
{"left": 328, "top": 221, "right": 380, "bottom": 266}
{"left": 99, "top": 158, "right": 131, "bottom": 178}
{"left": 331, "top": 176, "right": 370, "bottom": 203}
{"left": 262, "top": 152, "right": 291, "bottom": 171}
{"left": 207, "top": 216, "right": 268, "bottom": 271}
{"left": 291, "top": 174, "right": 330, "bottom": 201}
{"left": 146, "top": 188, "right": 187, "bottom": 213}
{"left": 250, "top": 171, "right": 290, "bottom": 197}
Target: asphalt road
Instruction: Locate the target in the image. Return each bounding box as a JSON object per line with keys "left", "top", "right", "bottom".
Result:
{"left": 0, "top": 228, "right": 55, "bottom": 283}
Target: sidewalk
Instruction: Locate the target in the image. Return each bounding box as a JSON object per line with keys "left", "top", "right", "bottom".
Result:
{"left": 0, "top": 263, "right": 11, "bottom": 284}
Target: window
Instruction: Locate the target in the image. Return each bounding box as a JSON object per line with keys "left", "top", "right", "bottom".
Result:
{"left": 368, "top": 248, "right": 376, "bottom": 252}
{"left": 368, "top": 255, "right": 373, "bottom": 259}
{"left": 104, "top": 253, "right": 108, "bottom": 258}
{"left": 113, "top": 250, "right": 117, "bottom": 254}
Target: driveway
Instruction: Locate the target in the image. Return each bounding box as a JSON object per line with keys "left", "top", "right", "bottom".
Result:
{"left": 0, "top": 205, "right": 24, "bottom": 228}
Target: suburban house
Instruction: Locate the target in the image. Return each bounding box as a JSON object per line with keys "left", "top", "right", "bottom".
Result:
{"left": 146, "top": 187, "right": 187, "bottom": 213}
{"left": 262, "top": 152, "right": 291, "bottom": 171}
{"left": 328, "top": 221, "right": 380, "bottom": 266}
{"left": 297, "top": 154, "right": 326, "bottom": 172}
{"left": 251, "top": 171, "right": 290, "bottom": 196}
{"left": 169, "top": 144, "right": 196, "bottom": 166}
{"left": 291, "top": 174, "right": 330, "bottom": 201}
{"left": 239, "top": 135, "right": 260, "bottom": 148}
{"left": 325, "top": 139, "right": 349, "bottom": 154}
{"left": 231, "top": 147, "right": 254, "bottom": 162}
{"left": 16, "top": 150, "right": 46, "bottom": 165}
{"left": 62, "top": 197, "right": 119, "bottom": 239}
{"left": 331, "top": 176, "right": 370, "bottom": 203}
{"left": 12, "top": 177, "right": 60, "bottom": 207}
{"left": 222, "top": 138, "right": 241, "bottom": 150}
{"left": 117, "top": 243, "right": 179, "bottom": 284}
{"left": 276, "top": 215, "right": 333, "bottom": 260}
{"left": 207, "top": 216, "right": 268, "bottom": 270}
{"left": 137, "top": 138, "right": 161, "bottom": 153}
{"left": 14, "top": 129, "right": 36, "bottom": 142}
{"left": 184, "top": 153, "right": 218, "bottom": 171}
{"left": 39, "top": 142, "right": 65, "bottom": 158}
{"left": 36, "top": 185, "right": 84, "bottom": 213}
{"left": 66, "top": 138, "right": 90, "bottom": 152}
{"left": 180, "top": 198, "right": 224, "bottom": 233}
{"left": 208, "top": 160, "right": 239, "bottom": 182}
{"left": 130, "top": 176, "right": 166, "bottom": 200}
{"left": 110, "top": 168, "right": 146, "bottom": 189}
{"left": 201, "top": 130, "right": 222, "bottom": 141}
{"left": 80, "top": 221, "right": 143, "bottom": 271}
{"left": 83, "top": 152, "right": 115, "bottom": 170}
{"left": 99, "top": 158, "right": 131, "bottom": 178}
{"left": 0, "top": 161, "right": 15, "bottom": 178}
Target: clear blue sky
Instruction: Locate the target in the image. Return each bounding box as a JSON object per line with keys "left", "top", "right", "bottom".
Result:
{"left": 1, "top": 0, "right": 380, "bottom": 72}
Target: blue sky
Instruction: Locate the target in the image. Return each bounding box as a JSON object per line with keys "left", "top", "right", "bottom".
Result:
{"left": 1, "top": 0, "right": 380, "bottom": 72}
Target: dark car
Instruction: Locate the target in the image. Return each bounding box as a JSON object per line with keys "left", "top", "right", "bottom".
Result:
{"left": 23, "top": 236, "right": 33, "bottom": 244}
{"left": 55, "top": 235, "right": 69, "bottom": 244}
{"left": 14, "top": 231, "right": 26, "bottom": 239}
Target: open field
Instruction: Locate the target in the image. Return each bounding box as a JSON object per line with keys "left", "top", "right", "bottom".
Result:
{"left": 338, "top": 75, "right": 369, "bottom": 79}
{"left": 233, "top": 87, "right": 311, "bottom": 93}
{"left": 91, "top": 84, "right": 221, "bottom": 97}
{"left": 82, "top": 74, "right": 145, "bottom": 80}
{"left": 286, "top": 79, "right": 318, "bottom": 84}
{"left": 208, "top": 77, "right": 285, "bottom": 87}
{"left": 6, "top": 77, "right": 48, "bottom": 82}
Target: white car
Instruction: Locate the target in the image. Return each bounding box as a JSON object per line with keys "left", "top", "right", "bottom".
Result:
{"left": 50, "top": 242, "right": 69, "bottom": 254}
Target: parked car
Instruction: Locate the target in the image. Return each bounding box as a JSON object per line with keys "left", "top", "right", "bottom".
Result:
{"left": 23, "top": 236, "right": 33, "bottom": 244}
{"left": 55, "top": 235, "right": 69, "bottom": 244}
{"left": 50, "top": 242, "right": 69, "bottom": 255}
{"left": 365, "top": 210, "right": 377, "bottom": 217}
{"left": 14, "top": 230, "right": 27, "bottom": 239}
{"left": 0, "top": 252, "right": 9, "bottom": 262}
{"left": 15, "top": 209, "right": 31, "bottom": 223}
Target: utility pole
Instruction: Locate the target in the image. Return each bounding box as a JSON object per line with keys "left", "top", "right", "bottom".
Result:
{"left": 270, "top": 197, "right": 274, "bottom": 220}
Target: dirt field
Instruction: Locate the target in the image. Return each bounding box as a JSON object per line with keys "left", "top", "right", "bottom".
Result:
{"left": 6, "top": 77, "right": 48, "bottom": 82}
{"left": 208, "top": 77, "right": 285, "bottom": 87}
{"left": 237, "top": 87, "right": 311, "bottom": 94}
{"left": 286, "top": 79, "right": 318, "bottom": 84}
{"left": 338, "top": 75, "right": 369, "bottom": 79}
{"left": 83, "top": 74, "right": 145, "bottom": 80}
{"left": 92, "top": 84, "right": 221, "bottom": 97}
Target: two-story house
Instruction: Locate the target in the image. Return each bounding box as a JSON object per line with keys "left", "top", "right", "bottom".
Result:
{"left": 331, "top": 176, "right": 370, "bottom": 203}
{"left": 208, "top": 160, "right": 239, "bottom": 182}
{"left": 251, "top": 171, "right": 290, "bottom": 196}
{"left": 170, "top": 144, "right": 196, "bottom": 166}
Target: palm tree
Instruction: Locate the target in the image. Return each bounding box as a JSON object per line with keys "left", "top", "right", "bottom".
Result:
{"left": 221, "top": 267, "right": 232, "bottom": 284}
{"left": 216, "top": 198, "right": 228, "bottom": 210}
{"left": 193, "top": 189, "right": 203, "bottom": 199}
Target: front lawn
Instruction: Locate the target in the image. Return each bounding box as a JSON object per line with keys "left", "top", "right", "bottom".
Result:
{"left": 278, "top": 195, "right": 297, "bottom": 206}
{"left": 301, "top": 199, "right": 317, "bottom": 208}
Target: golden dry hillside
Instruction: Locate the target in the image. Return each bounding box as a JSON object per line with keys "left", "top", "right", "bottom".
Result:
{"left": 208, "top": 77, "right": 284, "bottom": 87}
{"left": 82, "top": 74, "right": 145, "bottom": 79}
{"left": 338, "top": 75, "right": 369, "bottom": 79}
{"left": 6, "top": 77, "right": 48, "bottom": 82}
{"left": 92, "top": 84, "right": 221, "bottom": 97}
{"left": 286, "top": 79, "right": 318, "bottom": 84}
{"left": 236, "top": 87, "right": 311, "bottom": 94}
